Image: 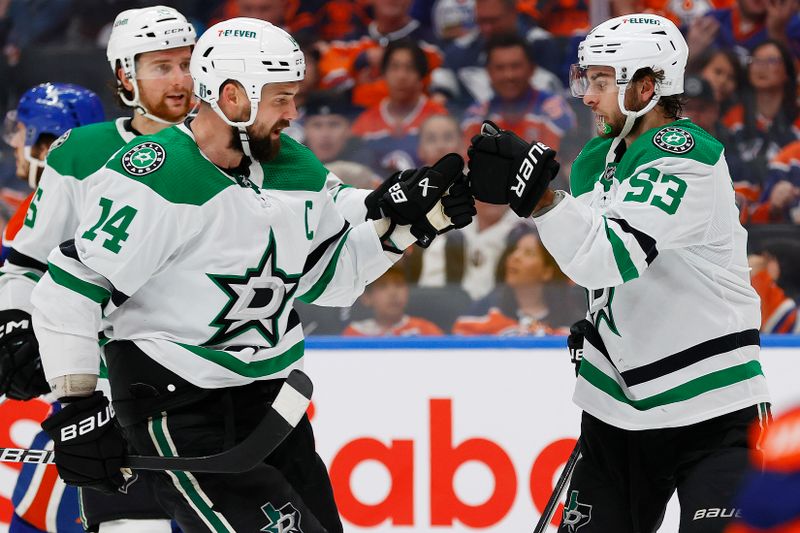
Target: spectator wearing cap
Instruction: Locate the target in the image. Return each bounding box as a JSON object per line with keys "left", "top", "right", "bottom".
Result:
{"left": 461, "top": 33, "right": 575, "bottom": 151}
{"left": 303, "top": 94, "right": 376, "bottom": 171}
{"left": 351, "top": 39, "right": 447, "bottom": 173}
{"left": 431, "top": 0, "right": 476, "bottom": 44}
{"left": 683, "top": 74, "right": 725, "bottom": 138}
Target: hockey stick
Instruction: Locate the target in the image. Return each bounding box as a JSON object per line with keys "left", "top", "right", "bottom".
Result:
{"left": 0, "top": 369, "right": 313, "bottom": 473}
{"left": 533, "top": 440, "right": 582, "bottom": 533}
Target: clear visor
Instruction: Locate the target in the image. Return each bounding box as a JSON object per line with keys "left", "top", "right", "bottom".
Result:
{"left": 2, "top": 110, "right": 24, "bottom": 148}
{"left": 569, "top": 64, "right": 620, "bottom": 98}
{"left": 135, "top": 59, "right": 191, "bottom": 80}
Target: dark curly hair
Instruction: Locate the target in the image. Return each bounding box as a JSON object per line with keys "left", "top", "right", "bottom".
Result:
{"left": 630, "top": 67, "right": 684, "bottom": 120}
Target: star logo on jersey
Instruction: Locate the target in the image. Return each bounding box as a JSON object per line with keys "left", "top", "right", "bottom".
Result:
{"left": 49, "top": 130, "right": 71, "bottom": 152}
{"left": 121, "top": 141, "right": 166, "bottom": 176}
{"left": 261, "top": 502, "right": 303, "bottom": 532}
{"left": 562, "top": 491, "right": 592, "bottom": 532}
{"left": 205, "top": 231, "right": 300, "bottom": 347}
{"left": 653, "top": 127, "right": 695, "bottom": 154}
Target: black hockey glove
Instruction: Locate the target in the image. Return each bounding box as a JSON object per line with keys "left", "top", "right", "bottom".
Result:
{"left": 0, "top": 309, "right": 50, "bottom": 400}
{"left": 41, "top": 392, "right": 128, "bottom": 494}
{"left": 467, "top": 120, "right": 560, "bottom": 218}
{"left": 439, "top": 174, "right": 476, "bottom": 233}
{"left": 379, "top": 153, "right": 464, "bottom": 248}
{"left": 567, "top": 319, "right": 593, "bottom": 377}
{"left": 364, "top": 170, "right": 406, "bottom": 220}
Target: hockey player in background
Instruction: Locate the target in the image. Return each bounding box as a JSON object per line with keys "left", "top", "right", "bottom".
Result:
{"left": 1, "top": 82, "right": 104, "bottom": 533}
{"left": 30, "top": 17, "right": 471, "bottom": 533}
{"left": 467, "top": 14, "right": 771, "bottom": 533}
{"left": 0, "top": 6, "right": 195, "bottom": 532}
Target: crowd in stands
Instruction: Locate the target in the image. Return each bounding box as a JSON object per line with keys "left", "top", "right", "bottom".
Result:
{"left": 1, "top": 0, "right": 800, "bottom": 336}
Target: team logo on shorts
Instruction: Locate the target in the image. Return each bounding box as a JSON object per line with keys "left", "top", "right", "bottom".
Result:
{"left": 562, "top": 490, "right": 592, "bottom": 532}
{"left": 261, "top": 501, "right": 303, "bottom": 532}
{"left": 121, "top": 142, "right": 166, "bottom": 175}
{"left": 653, "top": 127, "right": 695, "bottom": 154}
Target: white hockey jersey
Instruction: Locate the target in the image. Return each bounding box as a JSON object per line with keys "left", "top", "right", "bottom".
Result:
{"left": 534, "top": 119, "right": 769, "bottom": 430}
{"left": 0, "top": 118, "right": 138, "bottom": 314}
{"left": 31, "top": 124, "right": 393, "bottom": 388}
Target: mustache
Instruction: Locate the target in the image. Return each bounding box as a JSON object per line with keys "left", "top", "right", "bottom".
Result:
{"left": 271, "top": 120, "right": 291, "bottom": 132}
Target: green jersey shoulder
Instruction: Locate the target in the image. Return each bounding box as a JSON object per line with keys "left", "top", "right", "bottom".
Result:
{"left": 570, "top": 136, "right": 612, "bottom": 198}
{"left": 46, "top": 121, "right": 128, "bottom": 181}
{"left": 106, "top": 126, "right": 234, "bottom": 206}
{"left": 261, "top": 133, "right": 327, "bottom": 193}
{"left": 616, "top": 119, "right": 723, "bottom": 181}
{"left": 569, "top": 119, "right": 724, "bottom": 196}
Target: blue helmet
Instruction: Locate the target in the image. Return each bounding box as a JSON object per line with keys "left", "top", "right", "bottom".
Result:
{"left": 14, "top": 82, "right": 105, "bottom": 146}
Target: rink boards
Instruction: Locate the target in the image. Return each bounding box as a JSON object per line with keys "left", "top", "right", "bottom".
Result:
{"left": 0, "top": 337, "right": 797, "bottom": 532}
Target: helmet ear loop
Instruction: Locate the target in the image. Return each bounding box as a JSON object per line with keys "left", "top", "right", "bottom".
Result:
{"left": 209, "top": 98, "right": 259, "bottom": 158}
{"left": 616, "top": 82, "right": 661, "bottom": 140}
{"left": 22, "top": 146, "right": 45, "bottom": 188}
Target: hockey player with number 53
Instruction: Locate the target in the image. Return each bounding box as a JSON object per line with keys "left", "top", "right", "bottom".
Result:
{"left": 467, "top": 14, "right": 771, "bottom": 533}
{"left": 30, "top": 17, "right": 472, "bottom": 533}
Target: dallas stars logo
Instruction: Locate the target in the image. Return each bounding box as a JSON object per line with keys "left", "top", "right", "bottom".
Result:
{"left": 562, "top": 491, "right": 592, "bottom": 532}
{"left": 653, "top": 127, "right": 695, "bottom": 154}
{"left": 205, "top": 231, "right": 300, "bottom": 347}
{"left": 121, "top": 141, "right": 166, "bottom": 175}
{"left": 261, "top": 502, "right": 303, "bottom": 533}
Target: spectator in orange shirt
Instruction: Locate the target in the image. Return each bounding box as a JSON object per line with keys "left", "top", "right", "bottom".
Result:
{"left": 452, "top": 225, "right": 583, "bottom": 335}
{"left": 343, "top": 264, "right": 443, "bottom": 336}
{"left": 748, "top": 252, "right": 799, "bottom": 333}
{"left": 723, "top": 40, "right": 800, "bottom": 205}
{"left": 317, "top": 0, "right": 442, "bottom": 108}
{"left": 351, "top": 39, "right": 448, "bottom": 173}
{"left": 743, "top": 140, "right": 800, "bottom": 224}
{"left": 461, "top": 33, "right": 575, "bottom": 150}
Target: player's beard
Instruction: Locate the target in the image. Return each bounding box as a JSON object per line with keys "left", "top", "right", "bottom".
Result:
{"left": 598, "top": 88, "right": 646, "bottom": 139}
{"left": 230, "top": 119, "right": 290, "bottom": 162}
{"left": 139, "top": 87, "right": 193, "bottom": 123}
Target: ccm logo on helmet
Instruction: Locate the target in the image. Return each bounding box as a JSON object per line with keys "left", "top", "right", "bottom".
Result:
{"left": 217, "top": 29, "right": 257, "bottom": 38}
{"left": 60, "top": 404, "right": 115, "bottom": 442}
{"left": 512, "top": 142, "right": 550, "bottom": 198}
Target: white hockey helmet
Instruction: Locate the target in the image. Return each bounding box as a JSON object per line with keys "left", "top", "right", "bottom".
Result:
{"left": 190, "top": 18, "right": 305, "bottom": 155}
{"left": 107, "top": 6, "right": 196, "bottom": 124}
{"left": 570, "top": 14, "right": 688, "bottom": 137}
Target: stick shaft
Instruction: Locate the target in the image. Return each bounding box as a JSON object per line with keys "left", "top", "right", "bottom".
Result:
{"left": 533, "top": 441, "right": 582, "bottom": 533}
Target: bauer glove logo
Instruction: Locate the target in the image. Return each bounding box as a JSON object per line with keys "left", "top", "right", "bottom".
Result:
{"left": 512, "top": 142, "right": 550, "bottom": 198}
{"left": 60, "top": 404, "right": 115, "bottom": 442}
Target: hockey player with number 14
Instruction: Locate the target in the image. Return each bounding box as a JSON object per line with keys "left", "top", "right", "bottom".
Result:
{"left": 31, "top": 17, "right": 469, "bottom": 533}
{"left": 467, "top": 14, "right": 771, "bottom": 533}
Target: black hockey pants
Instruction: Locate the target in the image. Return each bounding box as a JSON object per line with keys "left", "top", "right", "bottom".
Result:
{"left": 105, "top": 341, "right": 343, "bottom": 533}
{"left": 558, "top": 404, "right": 771, "bottom": 533}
